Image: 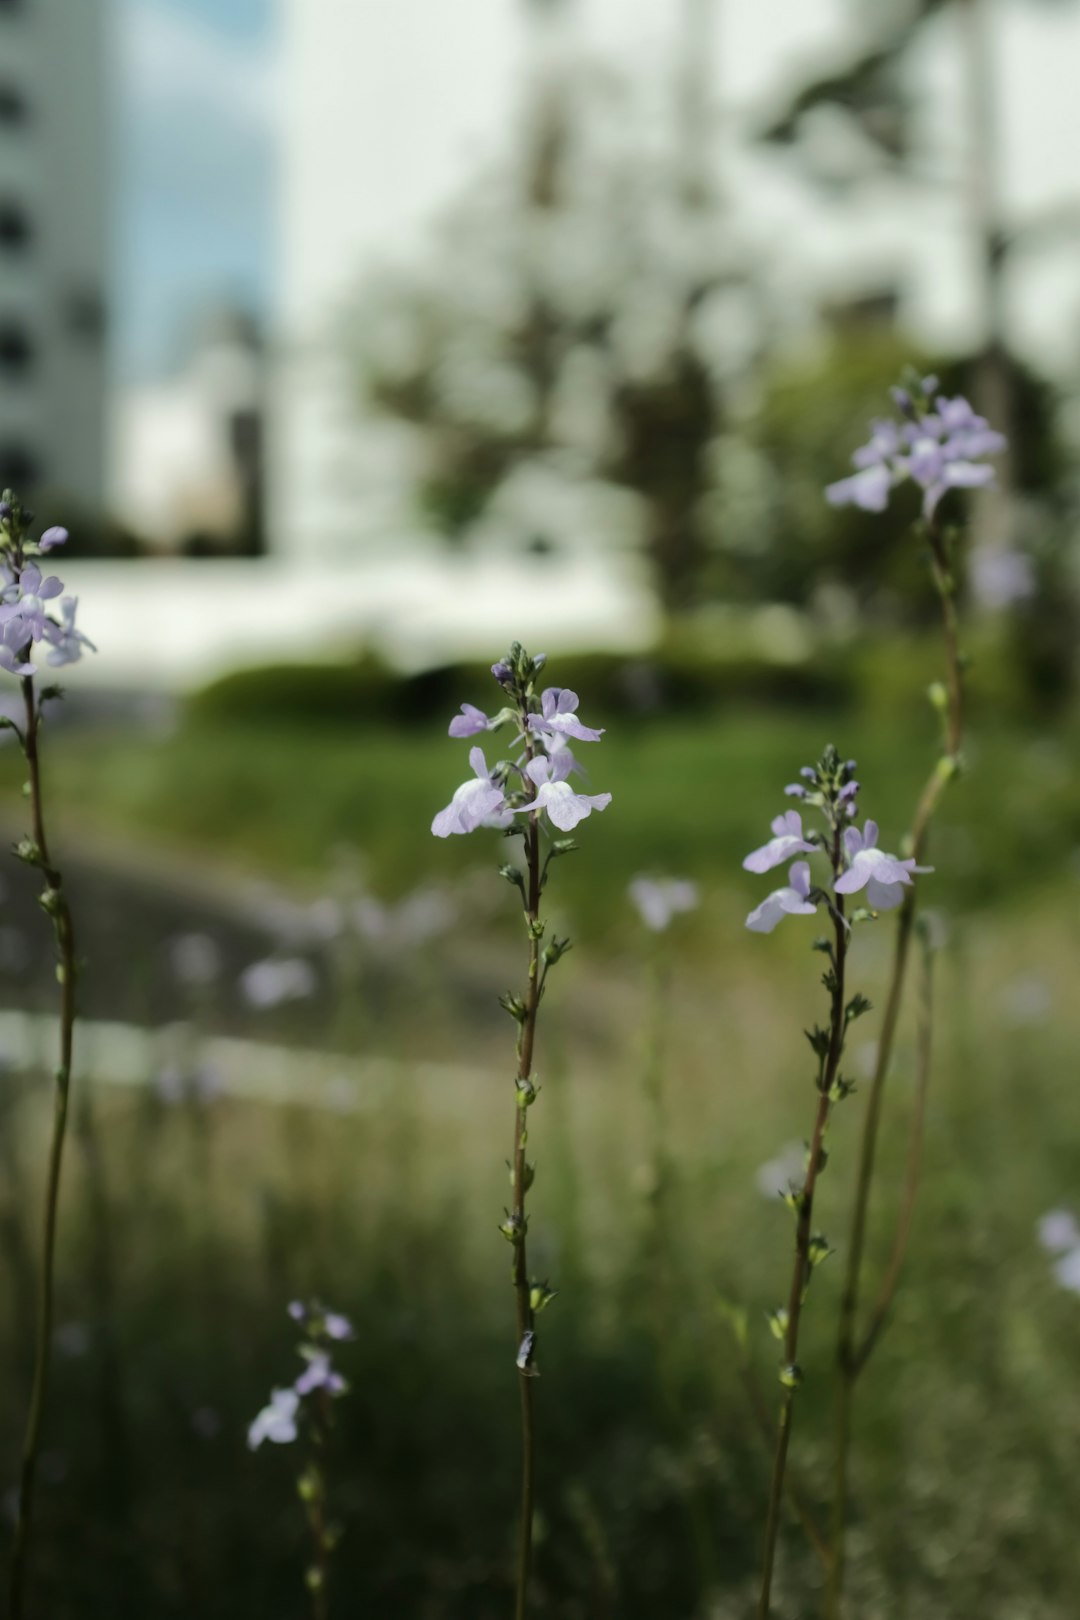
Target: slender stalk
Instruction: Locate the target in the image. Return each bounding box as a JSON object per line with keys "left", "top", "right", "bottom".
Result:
{"left": 828, "top": 524, "right": 962, "bottom": 1618}
{"left": 308, "top": 1387, "right": 331, "bottom": 1620}
{"left": 758, "top": 833, "right": 847, "bottom": 1620}
{"left": 854, "top": 935, "right": 934, "bottom": 1375}
{"left": 10, "top": 676, "right": 78, "bottom": 1620}
{"left": 511, "top": 802, "right": 542, "bottom": 1620}
{"left": 731, "top": 1341, "right": 828, "bottom": 1565}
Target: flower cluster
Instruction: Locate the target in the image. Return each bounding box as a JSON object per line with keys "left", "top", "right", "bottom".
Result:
{"left": 248, "top": 1300, "right": 353, "bottom": 1450}
{"left": 0, "top": 494, "right": 94, "bottom": 675}
{"left": 743, "top": 754, "right": 932, "bottom": 934}
{"left": 825, "top": 374, "right": 1005, "bottom": 521}
{"left": 433, "top": 647, "right": 612, "bottom": 837}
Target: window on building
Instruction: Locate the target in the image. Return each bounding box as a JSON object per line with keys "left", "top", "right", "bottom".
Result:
{"left": 0, "top": 448, "right": 41, "bottom": 491}
{"left": 0, "top": 324, "right": 34, "bottom": 374}
{"left": 0, "top": 85, "right": 27, "bottom": 126}
{"left": 65, "top": 288, "right": 106, "bottom": 342}
{"left": 0, "top": 203, "right": 31, "bottom": 251}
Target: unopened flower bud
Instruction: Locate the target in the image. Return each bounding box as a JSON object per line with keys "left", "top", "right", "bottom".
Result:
{"left": 529, "top": 1279, "right": 557, "bottom": 1314}
{"left": 766, "top": 1307, "right": 788, "bottom": 1341}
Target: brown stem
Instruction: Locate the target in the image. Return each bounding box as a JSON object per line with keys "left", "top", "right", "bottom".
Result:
{"left": 309, "top": 1386, "right": 331, "bottom": 1620}
{"left": 733, "top": 1346, "right": 828, "bottom": 1565}
{"left": 512, "top": 807, "right": 542, "bottom": 1620}
{"left": 758, "top": 843, "right": 847, "bottom": 1620}
{"left": 10, "top": 677, "right": 78, "bottom": 1620}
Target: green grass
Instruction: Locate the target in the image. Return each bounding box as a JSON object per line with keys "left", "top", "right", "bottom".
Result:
{"left": 20, "top": 700, "right": 1080, "bottom": 943}
{"left": 2, "top": 696, "right": 1079, "bottom": 1615}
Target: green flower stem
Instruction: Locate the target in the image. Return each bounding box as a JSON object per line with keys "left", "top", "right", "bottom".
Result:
{"left": 727, "top": 1326, "right": 828, "bottom": 1565}
{"left": 10, "top": 676, "right": 79, "bottom": 1620}
{"left": 828, "top": 522, "right": 962, "bottom": 1618}
{"left": 307, "top": 1388, "right": 331, "bottom": 1620}
{"left": 511, "top": 804, "right": 542, "bottom": 1620}
{"left": 758, "top": 832, "right": 848, "bottom": 1620}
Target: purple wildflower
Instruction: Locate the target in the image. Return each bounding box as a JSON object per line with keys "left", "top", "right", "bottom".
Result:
{"left": 742, "top": 811, "right": 816, "bottom": 876}
{"left": 0, "top": 563, "right": 64, "bottom": 642}
{"left": 294, "top": 1351, "right": 346, "bottom": 1398}
{"left": 628, "top": 876, "right": 699, "bottom": 932}
{"left": 0, "top": 644, "right": 34, "bottom": 677}
{"left": 527, "top": 688, "right": 604, "bottom": 744}
{"left": 448, "top": 702, "right": 492, "bottom": 738}
{"left": 247, "top": 1388, "right": 300, "bottom": 1450}
{"left": 521, "top": 753, "right": 611, "bottom": 832}
{"left": 324, "top": 1312, "right": 353, "bottom": 1341}
{"left": 38, "top": 527, "right": 68, "bottom": 552}
{"left": 745, "top": 861, "right": 818, "bottom": 934}
{"left": 826, "top": 389, "right": 1005, "bottom": 520}
{"left": 431, "top": 746, "right": 509, "bottom": 837}
{"left": 833, "top": 821, "right": 932, "bottom": 910}
{"left": 43, "top": 597, "right": 94, "bottom": 667}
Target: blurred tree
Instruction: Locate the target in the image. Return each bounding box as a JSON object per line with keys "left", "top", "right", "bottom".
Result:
{"left": 348, "top": 2, "right": 753, "bottom": 619}
{"left": 757, "top": 0, "right": 1080, "bottom": 540}
{"left": 738, "top": 331, "right": 1066, "bottom": 614}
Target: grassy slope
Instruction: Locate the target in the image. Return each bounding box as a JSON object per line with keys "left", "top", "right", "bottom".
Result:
{"left": 16, "top": 703, "right": 1080, "bottom": 942}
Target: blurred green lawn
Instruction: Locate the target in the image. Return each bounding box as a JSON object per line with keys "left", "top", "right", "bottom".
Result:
{"left": 2, "top": 693, "right": 1079, "bottom": 1616}
{"left": 22, "top": 698, "right": 1080, "bottom": 938}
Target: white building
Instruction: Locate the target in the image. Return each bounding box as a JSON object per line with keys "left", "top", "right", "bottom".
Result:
{"left": 0, "top": 0, "right": 109, "bottom": 512}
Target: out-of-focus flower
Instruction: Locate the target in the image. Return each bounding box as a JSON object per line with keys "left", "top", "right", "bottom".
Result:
{"left": 522, "top": 753, "right": 611, "bottom": 832}
{"left": 755, "top": 1141, "right": 806, "bottom": 1200}
{"left": 1038, "top": 1210, "right": 1080, "bottom": 1255}
{"left": 742, "top": 811, "right": 815, "bottom": 876}
{"left": 527, "top": 687, "right": 604, "bottom": 744}
{"left": 1002, "top": 975, "right": 1052, "bottom": 1027}
{"left": 745, "top": 861, "right": 818, "bottom": 934}
{"left": 1052, "top": 1249, "right": 1080, "bottom": 1294}
{"left": 239, "top": 957, "right": 317, "bottom": 1009}
{"left": 628, "top": 876, "right": 699, "bottom": 931}
{"left": 834, "top": 821, "right": 931, "bottom": 910}
{"left": 294, "top": 1351, "right": 346, "bottom": 1397}
{"left": 431, "top": 746, "right": 509, "bottom": 837}
{"left": 826, "top": 389, "right": 1005, "bottom": 521}
{"left": 169, "top": 931, "right": 223, "bottom": 988}
{"left": 43, "top": 597, "right": 95, "bottom": 667}
{"left": 248, "top": 1388, "right": 300, "bottom": 1449}
{"left": 968, "top": 546, "right": 1036, "bottom": 612}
